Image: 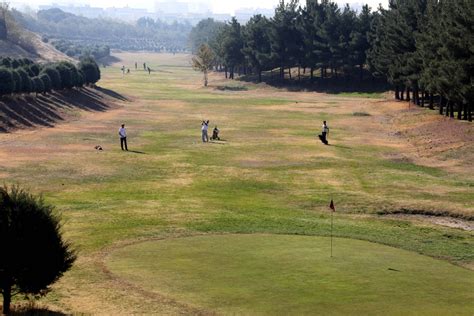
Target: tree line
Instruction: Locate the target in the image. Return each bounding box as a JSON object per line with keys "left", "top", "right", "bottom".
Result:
{"left": 190, "top": 0, "right": 473, "bottom": 121}
{"left": 0, "top": 56, "right": 101, "bottom": 97}
{"left": 48, "top": 38, "right": 110, "bottom": 60}
{"left": 12, "top": 8, "right": 192, "bottom": 53}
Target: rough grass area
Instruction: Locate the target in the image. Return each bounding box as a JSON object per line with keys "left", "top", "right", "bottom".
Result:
{"left": 0, "top": 52, "right": 472, "bottom": 313}
{"left": 107, "top": 235, "right": 474, "bottom": 315}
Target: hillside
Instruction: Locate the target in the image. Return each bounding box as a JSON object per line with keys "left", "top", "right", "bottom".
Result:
{"left": 0, "top": 31, "right": 73, "bottom": 62}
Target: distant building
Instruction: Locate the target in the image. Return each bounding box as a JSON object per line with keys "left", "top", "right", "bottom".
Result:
{"left": 105, "top": 7, "right": 150, "bottom": 21}
{"left": 154, "top": 1, "right": 189, "bottom": 15}
{"left": 234, "top": 7, "right": 275, "bottom": 23}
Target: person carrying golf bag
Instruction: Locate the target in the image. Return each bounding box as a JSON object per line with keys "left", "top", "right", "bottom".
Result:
{"left": 318, "top": 121, "right": 329, "bottom": 145}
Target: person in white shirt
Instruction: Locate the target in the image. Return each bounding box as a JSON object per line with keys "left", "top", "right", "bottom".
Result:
{"left": 201, "top": 120, "right": 209, "bottom": 143}
{"left": 319, "top": 121, "right": 329, "bottom": 145}
{"left": 119, "top": 124, "right": 128, "bottom": 151}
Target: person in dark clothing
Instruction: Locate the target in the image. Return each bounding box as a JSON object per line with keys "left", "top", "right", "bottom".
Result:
{"left": 147, "top": 67, "right": 151, "bottom": 74}
{"left": 211, "top": 126, "right": 220, "bottom": 141}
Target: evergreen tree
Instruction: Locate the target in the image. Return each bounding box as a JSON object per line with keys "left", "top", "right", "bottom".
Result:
{"left": 242, "top": 14, "right": 272, "bottom": 82}
{"left": 221, "top": 17, "right": 244, "bottom": 79}
{"left": 0, "top": 67, "right": 13, "bottom": 96}
{"left": 0, "top": 185, "right": 76, "bottom": 314}
{"left": 40, "top": 66, "right": 62, "bottom": 90}
{"left": 269, "top": 0, "right": 302, "bottom": 80}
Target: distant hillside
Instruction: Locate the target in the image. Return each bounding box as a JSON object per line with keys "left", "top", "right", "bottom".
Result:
{"left": 0, "top": 33, "right": 73, "bottom": 63}
{"left": 0, "top": 7, "right": 72, "bottom": 62}
{"left": 12, "top": 8, "right": 192, "bottom": 53}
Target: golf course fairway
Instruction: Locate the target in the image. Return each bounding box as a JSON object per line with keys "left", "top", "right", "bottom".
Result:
{"left": 107, "top": 234, "right": 474, "bottom": 315}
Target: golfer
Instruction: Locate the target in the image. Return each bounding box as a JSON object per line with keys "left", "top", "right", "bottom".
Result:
{"left": 319, "top": 121, "right": 329, "bottom": 145}
{"left": 119, "top": 124, "right": 128, "bottom": 151}
{"left": 201, "top": 120, "right": 209, "bottom": 143}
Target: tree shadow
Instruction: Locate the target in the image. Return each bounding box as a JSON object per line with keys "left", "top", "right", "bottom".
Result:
{"left": 10, "top": 306, "right": 67, "bottom": 316}
{"left": 238, "top": 70, "right": 390, "bottom": 94}
{"left": 0, "top": 87, "right": 120, "bottom": 133}
{"left": 94, "top": 86, "right": 129, "bottom": 101}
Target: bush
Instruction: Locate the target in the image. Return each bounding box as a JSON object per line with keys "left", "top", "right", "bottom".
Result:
{"left": 0, "top": 67, "right": 14, "bottom": 95}
{"left": 53, "top": 63, "right": 73, "bottom": 89}
{"left": 29, "top": 63, "right": 40, "bottom": 76}
{"left": 11, "top": 69, "right": 22, "bottom": 93}
{"left": 39, "top": 73, "right": 52, "bottom": 93}
{"left": 32, "top": 76, "right": 44, "bottom": 94}
{"left": 0, "top": 57, "right": 12, "bottom": 68}
{"left": 40, "top": 66, "right": 61, "bottom": 90}
{"left": 16, "top": 68, "right": 32, "bottom": 93}
{"left": 79, "top": 58, "right": 100, "bottom": 85}
{"left": 0, "top": 185, "right": 76, "bottom": 314}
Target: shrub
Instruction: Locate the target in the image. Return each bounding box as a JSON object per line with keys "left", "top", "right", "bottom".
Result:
{"left": 78, "top": 58, "right": 100, "bottom": 85}
{"left": 11, "top": 69, "right": 22, "bottom": 93}
{"left": 54, "top": 63, "right": 73, "bottom": 89}
{"left": 40, "top": 66, "right": 61, "bottom": 90}
{"left": 32, "top": 76, "right": 44, "bottom": 95}
{"left": 0, "top": 57, "right": 11, "bottom": 68}
{"left": 16, "top": 68, "right": 32, "bottom": 93}
{"left": 0, "top": 67, "right": 14, "bottom": 95}
{"left": 0, "top": 185, "right": 76, "bottom": 314}
{"left": 29, "top": 63, "right": 40, "bottom": 76}
{"left": 39, "top": 73, "right": 52, "bottom": 93}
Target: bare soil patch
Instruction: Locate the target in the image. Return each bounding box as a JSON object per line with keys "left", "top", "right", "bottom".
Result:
{"left": 383, "top": 214, "right": 474, "bottom": 231}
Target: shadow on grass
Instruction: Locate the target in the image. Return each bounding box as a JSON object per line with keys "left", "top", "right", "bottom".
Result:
{"left": 10, "top": 305, "right": 67, "bottom": 316}
{"left": 94, "top": 86, "right": 129, "bottom": 101}
{"left": 127, "top": 150, "right": 148, "bottom": 155}
{"left": 330, "top": 144, "right": 351, "bottom": 150}
{"left": 238, "top": 71, "right": 390, "bottom": 95}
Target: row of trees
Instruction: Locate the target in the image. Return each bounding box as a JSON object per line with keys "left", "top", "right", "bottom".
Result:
{"left": 50, "top": 39, "right": 110, "bottom": 60}
{"left": 368, "top": 0, "right": 472, "bottom": 121}
{"left": 190, "top": 1, "right": 374, "bottom": 82}
{"left": 0, "top": 56, "right": 101, "bottom": 96}
{"left": 190, "top": 0, "right": 472, "bottom": 121}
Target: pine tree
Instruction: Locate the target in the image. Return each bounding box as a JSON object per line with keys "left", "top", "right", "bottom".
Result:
{"left": 242, "top": 14, "right": 272, "bottom": 82}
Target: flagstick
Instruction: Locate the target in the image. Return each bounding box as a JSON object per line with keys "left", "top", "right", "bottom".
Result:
{"left": 330, "top": 209, "right": 333, "bottom": 258}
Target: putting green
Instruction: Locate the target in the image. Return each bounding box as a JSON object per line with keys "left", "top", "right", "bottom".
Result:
{"left": 107, "top": 234, "right": 473, "bottom": 315}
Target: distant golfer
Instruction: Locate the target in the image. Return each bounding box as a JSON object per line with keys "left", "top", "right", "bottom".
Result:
{"left": 143, "top": 63, "right": 147, "bottom": 70}
{"left": 135, "top": 62, "right": 137, "bottom": 70}
{"left": 318, "top": 121, "right": 329, "bottom": 145}
{"left": 119, "top": 124, "right": 128, "bottom": 151}
{"left": 201, "top": 120, "right": 209, "bottom": 143}
{"left": 147, "top": 67, "right": 151, "bottom": 75}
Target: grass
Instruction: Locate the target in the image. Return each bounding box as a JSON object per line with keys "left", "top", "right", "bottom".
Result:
{"left": 0, "top": 52, "right": 472, "bottom": 313}
{"left": 107, "top": 234, "right": 474, "bottom": 315}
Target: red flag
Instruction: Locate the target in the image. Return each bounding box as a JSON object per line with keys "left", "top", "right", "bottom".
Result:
{"left": 329, "top": 199, "right": 335, "bottom": 212}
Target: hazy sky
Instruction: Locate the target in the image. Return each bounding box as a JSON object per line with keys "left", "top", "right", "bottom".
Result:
{"left": 23, "top": 0, "right": 389, "bottom": 14}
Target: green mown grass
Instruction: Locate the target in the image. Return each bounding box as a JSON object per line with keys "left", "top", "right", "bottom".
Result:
{"left": 107, "top": 234, "right": 474, "bottom": 315}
